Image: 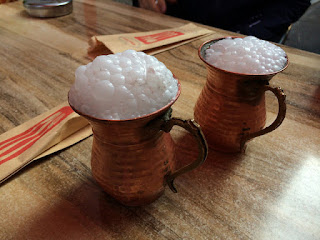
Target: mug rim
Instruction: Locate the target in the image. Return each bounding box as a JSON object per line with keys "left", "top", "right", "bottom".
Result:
{"left": 198, "top": 36, "right": 289, "bottom": 77}
{"left": 68, "top": 76, "right": 181, "bottom": 123}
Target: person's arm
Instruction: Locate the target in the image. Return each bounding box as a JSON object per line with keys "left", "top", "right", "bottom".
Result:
{"left": 138, "top": 0, "right": 167, "bottom": 13}
{"left": 133, "top": 0, "right": 177, "bottom": 14}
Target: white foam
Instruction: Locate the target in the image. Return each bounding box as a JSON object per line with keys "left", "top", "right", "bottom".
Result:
{"left": 205, "top": 36, "right": 287, "bottom": 74}
{"left": 69, "top": 50, "right": 178, "bottom": 120}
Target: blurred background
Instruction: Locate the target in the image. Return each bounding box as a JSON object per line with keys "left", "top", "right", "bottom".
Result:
{"left": 114, "top": 0, "right": 320, "bottom": 54}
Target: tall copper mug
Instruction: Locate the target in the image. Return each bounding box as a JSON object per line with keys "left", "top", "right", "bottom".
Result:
{"left": 194, "top": 37, "right": 288, "bottom": 153}
{"left": 68, "top": 80, "right": 208, "bottom": 206}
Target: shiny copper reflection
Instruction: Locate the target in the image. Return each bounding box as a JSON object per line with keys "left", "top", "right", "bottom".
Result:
{"left": 194, "top": 37, "right": 288, "bottom": 153}
{"left": 68, "top": 79, "right": 208, "bottom": 206}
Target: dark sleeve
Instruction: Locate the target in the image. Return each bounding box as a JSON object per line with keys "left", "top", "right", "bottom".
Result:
{"left": 263, "top": 0, "right": 311, "bottom": 25}
{"left": 132, "top": 0, "right": 139, "bottom": 7}
{"left": 170, "top": 0, "right": 310, "bottom": 42}
{"left": 172, "top": 0, "right": 262, "bottom": 29}
{"left": 233, "top": 0, "right": 311, "bottom": 41}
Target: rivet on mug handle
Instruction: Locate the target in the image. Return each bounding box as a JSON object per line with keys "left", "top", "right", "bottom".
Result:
{"left": 240, "top": 85, "right": 286, "bottom": 151}
{"left": 160, "top": 117, "right": 208, "bottom": 193}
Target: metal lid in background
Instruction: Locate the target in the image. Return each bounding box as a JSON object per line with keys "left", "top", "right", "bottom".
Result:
{"left": 23, "top": 0, "right": 73, "bottom": 18}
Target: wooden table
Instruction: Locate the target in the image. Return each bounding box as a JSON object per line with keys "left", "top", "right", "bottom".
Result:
{"left": 1, "top": 1, "right": 319, "bottom": 239}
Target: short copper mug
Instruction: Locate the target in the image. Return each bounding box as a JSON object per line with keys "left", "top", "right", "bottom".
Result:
{"left": 194, "top": 37, "right": 288, "bottom": 153}
{"left": 68, "top": 81, "right": 207, "bottom": 206}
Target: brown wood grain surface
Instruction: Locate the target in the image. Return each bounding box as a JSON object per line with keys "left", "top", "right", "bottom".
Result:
{"left": 0, "top": 0, "right": 320, "bottom": 239}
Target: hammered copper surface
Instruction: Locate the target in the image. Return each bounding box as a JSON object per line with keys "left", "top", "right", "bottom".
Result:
{"left": 194, "top": 38, "right": 288, "bottom": 152}
{"left": 68, "top": 81, "right": 208, "bottom": 206}
{"left": 90, "top": 120, "right": 175, "bottom": 206}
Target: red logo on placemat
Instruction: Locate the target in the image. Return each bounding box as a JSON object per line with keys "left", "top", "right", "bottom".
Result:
{"left": 0, "top": 106, "right": 74, "bottom": 165}
{"left": 135, "top": 31, "right": 184, "bottom": 44}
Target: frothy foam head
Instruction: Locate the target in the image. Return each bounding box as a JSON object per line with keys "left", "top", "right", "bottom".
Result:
{"left": 204, "top": 36, "right": 287, "bottom": 74}
{"left": 69, "top": 50, "right": 178, "bottom": 120}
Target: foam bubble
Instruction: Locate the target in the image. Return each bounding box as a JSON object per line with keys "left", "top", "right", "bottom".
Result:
{"left": 69, "top": 50, "right": 178, "bottom": 120}
{"left": 205, "top": 36, "right": 287, "bottom": 74}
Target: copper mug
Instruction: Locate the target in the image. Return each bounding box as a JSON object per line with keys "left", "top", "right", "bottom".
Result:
{"left": 68, "top": 80, "right": 208, "bottom": 206}
{"left": 194, "top": 37, "right": 288, "bottom": 153}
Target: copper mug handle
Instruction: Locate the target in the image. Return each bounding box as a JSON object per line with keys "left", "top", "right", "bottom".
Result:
{"left": 240, "top": 85, "right": 286, "bottom": 150}
{"left": 159, "top": 113, "right": 208, "bottom": 193}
